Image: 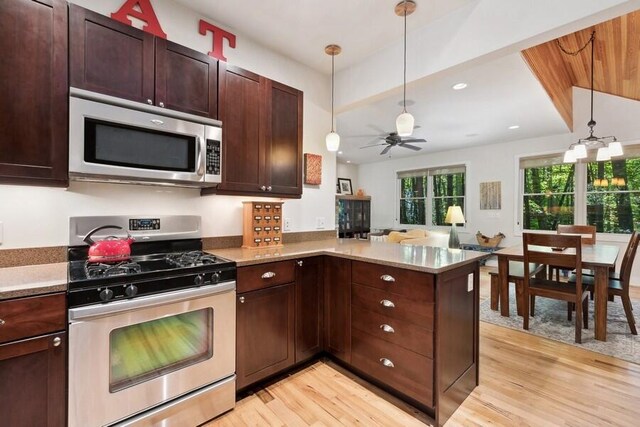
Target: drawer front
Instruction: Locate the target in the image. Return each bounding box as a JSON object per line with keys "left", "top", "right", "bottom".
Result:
{"left": 0, "top": 293, "right": 66, "bottom": 344}
{"left": 351, "top": 330, "right": 433, "bottom": 408}
{"left": 352, "top": 305, "right": 433, "bottom": 358}
{"left": 352, "top": 283, "right": 434, "bottom": 330}
{"left": 352, "top": 261, "right": 434, "bottom": 300}
{"left": 237, "top": 260, "right": 296, "bottom": 293}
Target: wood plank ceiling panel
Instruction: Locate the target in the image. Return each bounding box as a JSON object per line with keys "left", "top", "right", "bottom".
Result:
{"left": 521, "top": 10, "right": 640, "bottom": 132}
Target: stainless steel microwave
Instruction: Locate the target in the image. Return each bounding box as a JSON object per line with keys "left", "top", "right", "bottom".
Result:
{"left": 69, "top": 88, "right": 221, "bottom": 188}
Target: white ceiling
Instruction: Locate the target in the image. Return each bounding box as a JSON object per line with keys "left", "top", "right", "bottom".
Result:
{"left": 336, "top": 53, "right": 569, "bottom": 164}
{"left": 172, "top": 0, "right": 475, "bottom": 73}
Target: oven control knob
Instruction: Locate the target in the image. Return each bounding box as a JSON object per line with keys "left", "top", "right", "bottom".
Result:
{"left": 125, "top": 284, "right": 138, "bottom": 298}
{"left": 99, "top": 288, "right": 114, "bottom": 301}
{"left": 211, "top": 272, "right": 221, "bottom": 284}
{"left": 194, "top": 274, "right": 204, "bottom": 286}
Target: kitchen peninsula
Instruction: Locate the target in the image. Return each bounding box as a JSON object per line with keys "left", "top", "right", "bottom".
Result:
{"left": 211, "top": 239, "right": 486, "bottom": 426}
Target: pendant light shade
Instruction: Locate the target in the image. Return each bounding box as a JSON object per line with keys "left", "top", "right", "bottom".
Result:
{"left": 563, "top": 149, "right": 577, "bottom": 163}
{"left": 596, "top": 146, "right": 611, "bottom": 161}
{"left": 572, "top": 143, "right": 587, "bottom": 159}
{"left": 608, "top": 140, "right": 623, "bottom": 157}
{"left": 395, "top": 1, "right": 416, "bottom": 137}
{"left": 325, "top": 44, "right": 342, "bottom": 152}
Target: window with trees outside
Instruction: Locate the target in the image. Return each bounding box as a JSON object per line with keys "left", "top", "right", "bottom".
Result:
{"left": 520, "top": 147, "right": 640, "bottom": 234}
{"left": 398, "top": 165, "right": 466, "bottom": 226}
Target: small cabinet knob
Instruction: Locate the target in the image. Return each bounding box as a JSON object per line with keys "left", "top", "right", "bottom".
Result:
{"left": 380, "top": 324, "right": 395, "bottom": 334}
{"left": 297, "top": 260, "right": 303, "bottom": 266}
{"left": 260, "top": 186, "right": 267, "bottom": 191}
{"left": 267, "top": 186, "right": 272, "bottom": 192}
{"left": 380, "top": 274, "right": 395, "bottom": 282}
{"left": 380, "top": 299, "right": 395, "bottom": 308}
{"left": 159, "top": 102, "right": 165, "bottom": 108}
{"left": 379, "top": 358, "right": 395, "bottom": 368}
{"left": 0, "top": 319, "right": 5, "bottom": 326}
{"left": 147, "top": 99, "right": 153, "bottom": 105}
{"left": 53, "top": 337, "right": 61, "bottom": 347}
{"left": 239, "top": 296, "right": 245, "bottom": 304}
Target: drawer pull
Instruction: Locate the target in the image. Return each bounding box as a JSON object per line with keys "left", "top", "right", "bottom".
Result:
{"left": 261, "top": 272, "right": 276, "bottom": 279}
{"left": 53, "top": 337, "right": 61, "bottom": 347}
{"left": 380, "top": 299, "right": 395, "bottom": 308}
{"left": 239, "top": 296, "right": 245, "bottom": 304}
{"left": 380, "top": 324, "right": 395, "bottom": 333}
{"left": 297, "top": 260, "right": 303, "bottom": 266}
{"left": 379, "top": 358, "right": 395, "bottom": 368}
{"left": 0, "top": 319, "right": 5, "bottom": 326}
{"left": 380, "top": 274, "right": 396, "bottom": 282}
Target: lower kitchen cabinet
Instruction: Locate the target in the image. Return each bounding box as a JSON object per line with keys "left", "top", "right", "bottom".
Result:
{"left": 295, "top": 257, "right": 323, "bottom": 362}
{"left": 323, "top": 256, "right": 351, "bottom": 363}
{"left": 236, "top": 283, "right": 295, "bottom": 390}
{"left": 0, "top": 293, "right": 66, "bottom": 427}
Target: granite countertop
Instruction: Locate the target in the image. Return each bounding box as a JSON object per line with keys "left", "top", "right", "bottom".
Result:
{"left": 0, "top": 262, "right": 68, "bottom": 300}
{"left": 208, "top": 238, "right": 489, "bottom": 274}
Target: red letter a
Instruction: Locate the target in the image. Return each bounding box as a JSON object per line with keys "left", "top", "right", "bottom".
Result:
{"left": 111, "top": 0, "right": 167, "bottom": 39}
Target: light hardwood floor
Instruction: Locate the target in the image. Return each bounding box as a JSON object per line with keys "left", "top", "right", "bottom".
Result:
{"left": 206, "top": 268, "right": 640, "bottom": 427}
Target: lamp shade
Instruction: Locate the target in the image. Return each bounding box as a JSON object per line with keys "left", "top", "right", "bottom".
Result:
{"left": 445, "top": 206, "right": 465, "bottom": 224}
{"left": 396, "top": 112, "right": 415, "bottom": 137}
{"left": 596, "top": 146, "right": 611, "bottom": 161}
{"left": 608, "top": 141, "right": 623, "bottom": 157}
{"left": 326, "top": 131, "right": 340, "bottom": 152}
{"left": 563, "top": 149, "right": 577, "bottom": 163}
{"left": 572, "top": 144, "right": 587, "bottom": 159}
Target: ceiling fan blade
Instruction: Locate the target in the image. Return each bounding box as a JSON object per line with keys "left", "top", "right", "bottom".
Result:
{"left": 400, "top": 144, "right": 422, "bottom": 151}
{"left": 360, "top": 143, "right": 387, "bottom": 149}
{"left": 401, "top": 138, "right": 427, "bottom": 143}
{"left": 380, "top": 145, "right": 392, "bottom": 155}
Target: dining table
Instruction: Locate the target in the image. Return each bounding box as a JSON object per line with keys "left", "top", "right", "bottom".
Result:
{"left": 494, "top": 243, "right": 619, "bottom": 341}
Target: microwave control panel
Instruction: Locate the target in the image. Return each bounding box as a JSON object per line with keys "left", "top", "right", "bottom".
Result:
{"left": 206, "top": 139, "right": 221, "bottom": 176}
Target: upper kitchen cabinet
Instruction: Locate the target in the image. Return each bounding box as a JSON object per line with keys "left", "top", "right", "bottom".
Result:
{"left": 0, "top": 0, "right": 68, "bottom": 187}
{"left": 69, "top": 5, "right": 218, "bottom": 119}
{"left": 205, "top": 63, "right": 303, "bottom": 198}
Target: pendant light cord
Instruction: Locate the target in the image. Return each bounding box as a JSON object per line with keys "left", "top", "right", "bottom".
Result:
{"left": 402, "top": 1, "right": 407, "bottom": 113}
{"left": 331, "top": 52, "right": 335, "bottom": 132}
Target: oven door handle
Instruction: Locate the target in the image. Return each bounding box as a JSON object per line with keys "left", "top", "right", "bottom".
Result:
{"left": 69, "top": 281, "right": 236, "bottom": 322}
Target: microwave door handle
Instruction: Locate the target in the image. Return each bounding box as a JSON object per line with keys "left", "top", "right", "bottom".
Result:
{"left": 196, "top": 136, "right": 205, "bottom": 177}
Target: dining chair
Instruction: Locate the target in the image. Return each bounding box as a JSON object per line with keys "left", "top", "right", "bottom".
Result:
{"left": 550, "top": 225, "right": 597, "bottom": 281}
{"left": 522, "top": 232, "right": 589, "bottom": 343}
{"left": 488, "top": 261, "right": 545, "bottom": 315}
{"left": 569, "top": 231, "right": 639, "bottom": 335}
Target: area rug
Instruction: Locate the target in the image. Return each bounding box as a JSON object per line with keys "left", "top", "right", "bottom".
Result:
{"left": 480, "top": 295, "right": 640, "bottom": 364}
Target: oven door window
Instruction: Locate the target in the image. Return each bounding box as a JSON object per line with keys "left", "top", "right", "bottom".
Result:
{"left": 109, "top": 308, "right": 213, "bottom": 392}
{"left": 85, "top": 119, "right": 197, "bottom": 172}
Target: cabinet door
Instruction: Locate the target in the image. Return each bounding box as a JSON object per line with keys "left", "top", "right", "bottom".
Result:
{"left": 264, "top": 80, "right": 303, "bottom": 196}
{"left": 155, "top": 38, "right": 218, "bottom": 119}
{"left": 0, "top": 332, "right": 66, "bottom": 427}
{"left": 216, "top": 63, "right": 265, "bottom": 194}
{"left": 295, "top": 257, "right": 323, "bottom": 362}
{"left": 0, "top": 0, "right": 68, "bottom": 186}
{"left": 70, "top": 4, "right": 155, "bottom": 104}
{"left": 324, "top": 256, "right": 351, "bottom": 363}
{"left": 362, "top": 200, "right": 371, "bottom": 232}
{"left": 236, "top": 283, "right": 295, "bottom": 390}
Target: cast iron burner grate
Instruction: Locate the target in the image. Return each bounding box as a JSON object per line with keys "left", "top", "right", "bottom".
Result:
{"left": 85, "top": 261, "right": 142, "bottom": 278}
{"left": 165, "top": 251, "right": 217, "bottom": 268}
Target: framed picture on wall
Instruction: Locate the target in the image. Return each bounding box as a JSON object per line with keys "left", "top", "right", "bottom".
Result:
{"left": 338, "top": 178, "right": 353, "bottom": 195}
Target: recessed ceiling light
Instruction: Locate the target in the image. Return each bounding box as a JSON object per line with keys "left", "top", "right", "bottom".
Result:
{"left": 452, "top": 83, "right": 468, "bottom": 90}
{"left": 346, "top": 160, "right": 351, "bottom": 163}
{"left": 338, "top": 151, "right": 343, "bottom": 154}
{"left": 508, "top": 125, "right": 520, "bottom": 130}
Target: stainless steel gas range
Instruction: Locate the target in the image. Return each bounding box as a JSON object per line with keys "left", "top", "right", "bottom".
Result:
{"left": 67, "top": 215, "right": 236, "bottom": 427}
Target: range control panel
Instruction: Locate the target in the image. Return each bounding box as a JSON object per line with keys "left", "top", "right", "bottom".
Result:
{"left": 206, "top": 139, "right": 221, "bottom": 175}
{"left": 129, "top": 218, "right": 160, "bottom": 231}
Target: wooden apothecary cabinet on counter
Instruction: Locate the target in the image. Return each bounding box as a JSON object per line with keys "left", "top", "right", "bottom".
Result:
{"left": 242, "top": 201, "right": 283, "bottom": 248}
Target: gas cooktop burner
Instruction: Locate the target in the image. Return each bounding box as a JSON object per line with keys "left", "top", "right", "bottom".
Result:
{"left": 85, "top": 261, "right": 142, "bottom": 278}
{"left": 166, "top": 251, "right": 217, "bottom": 268}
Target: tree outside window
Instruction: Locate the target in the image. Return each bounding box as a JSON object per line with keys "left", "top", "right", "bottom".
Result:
{"left": 522, "top": 163, "right": 575, "bottom": 231}
{"left": 432, "top": 172, "right": 465, "bottom": 225}
{"left": 399, "top": 176, "right": 427, "bottom": 225}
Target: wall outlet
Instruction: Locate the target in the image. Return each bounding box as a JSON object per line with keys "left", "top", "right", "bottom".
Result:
{"left": 283, "top": 218, "right": 292, "bottom": 232}
{"left": 316, "top": 217, "right": 326, "bottom": 229}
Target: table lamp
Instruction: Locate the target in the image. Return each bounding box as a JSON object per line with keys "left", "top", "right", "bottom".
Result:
{"left": 445, "top": 206, "right": 465, "bottom": 249}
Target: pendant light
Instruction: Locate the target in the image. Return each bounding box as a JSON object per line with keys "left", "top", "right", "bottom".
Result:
{"left": 325, "top": 44, "right": 341, "bottom": 152}
{"left": 395, "top": 0, "right": 416, "bottom": 137}
{"left": 561, "top": 31, "right": 622, "bottom": 163}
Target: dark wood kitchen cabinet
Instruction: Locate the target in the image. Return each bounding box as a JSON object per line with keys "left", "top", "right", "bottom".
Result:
{"left": 236, "top": 261, "right": 296, "bottom": 390}
{"left": 204, "top": 63, "right": 303, "bottom": 198}
{"left": 69, "top": 5, "right": 218, "bottom": 118}
{"left": 295, "top": 257, "right": 323, "bottom": 362}
{"left": 0, "top": 0, "right": 68, "bottom": 187}
{"left": 0, "top": 293, "right": 67, "bottom": 427}
{"left": 323, "top": 256, "right": 351, "bottom": 363}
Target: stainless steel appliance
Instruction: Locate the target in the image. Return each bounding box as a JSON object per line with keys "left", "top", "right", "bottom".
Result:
{"left": 69, "top": 88, "right": 222, "bottom": 188}
{"left": 67, "top": 215, "right": 236, "bottom": 427}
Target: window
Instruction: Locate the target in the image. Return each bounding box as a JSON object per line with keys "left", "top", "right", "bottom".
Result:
{"left": 520, "top": 146, "right": 640, "bottom": 234}
{"left": 398, "top": 165, "right": 466, "bottom": 226}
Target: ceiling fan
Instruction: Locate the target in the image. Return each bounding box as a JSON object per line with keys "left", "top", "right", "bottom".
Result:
{"left": 360, "top": 131, "right": 427, "bottom": 155}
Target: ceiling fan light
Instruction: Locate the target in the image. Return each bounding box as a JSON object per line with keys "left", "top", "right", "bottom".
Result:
{"left": 563, "top": 149, "right": 577, "bottom": 163}
{"left": 596, "top": 146, "right": 611, "bottom": 161}
{"left": 572, "top": 144, "right": 587, "bottom": 159}
{"left": 396, "top": 112, "right": 415, "bottom": 137}
{"left": 608, "top": 141, "right": 623, "bottom": 157}
{"left": 326, "top": 131, "right": 340, "bottom": 152}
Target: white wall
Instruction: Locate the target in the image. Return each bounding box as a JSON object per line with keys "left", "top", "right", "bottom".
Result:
{"left": 336, "top": 162, "right": 359, "bottom": 193}
{"left": 357, "top": 88, "right": 640, "bottom": 283}
{"left": 0, "top": 0, "right": 335, "bottom": 249}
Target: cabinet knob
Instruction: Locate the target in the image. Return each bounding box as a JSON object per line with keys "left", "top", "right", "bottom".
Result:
{"left": 159, "top": 102, "right": 165, "bottom": 108}
{"left": 380, "top": 274, "right": 395, "bottom": 282}
{"left": 53, "top": 337, "right": 61, "bottom": 347}
{"left": 379, "top": 358, "right": 395, "bottom": 368}
{"left": 260, "top": 186, "right": 267, "bottom": 191}
{"left": 147, "top": 99, "right": 153, "bottom": 105}
{"left": 267, "top": 186, "right": 272, "bottom": 192}
{"left": 296, "top": 260, "right": 303, "bottom": 266}
{"left": 0, "top": 319, "right": 5, "bottom": 326}
{"left": 239, "top": 296, "right": 245, "bottom": 304}
{"left": 380, "top": 299, "right": 395, "bottom": 308}
{"left": 380, "top": 324, "right": 395, "bottom": 334}
{"left": 261, "top": 271, "right": 276, "bottom": 279}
